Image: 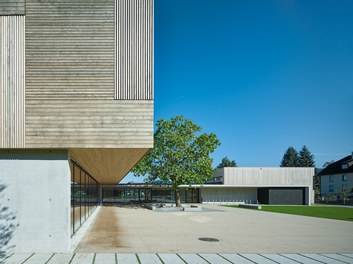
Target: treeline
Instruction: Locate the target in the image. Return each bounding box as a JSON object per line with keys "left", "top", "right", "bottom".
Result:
{"left": 280, "top": 145, "right": 315, "bottom": 167}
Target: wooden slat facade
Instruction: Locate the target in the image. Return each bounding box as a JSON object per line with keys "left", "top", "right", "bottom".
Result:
{"left": 0, "top": 0, "right": 25, "bottom": 15}
{"left": 1, "top": 0, "right": 154, "bottom": 184}
{"left": 116, "top": 0, "right": 154, "bottom": 100}
{"left": 26, "top": 100, "right": 153, "bottom": 148}
{"left": 25, "top": 0, "right": 115, "bottom": 99}
{"left": 0, "top": 16, "right": 25, "bottom": 148}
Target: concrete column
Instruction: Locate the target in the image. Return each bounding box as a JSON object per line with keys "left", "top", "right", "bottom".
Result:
{"left": 0, "top": 149, "right": 71, "bottom": 253}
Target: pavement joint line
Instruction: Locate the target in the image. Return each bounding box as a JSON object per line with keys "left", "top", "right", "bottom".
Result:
{"left": 44, "top": 253, "right": 55, "bottom": 264}
{"left": 156, "top": 253, "right": 165, "bottom": 264}
{"left": 68, "top": 253, "right": 75, "bottom": 264}
{"left": 259, "top": 253, "right": 281, "bottom": 264}
{"left": 197, "top": 253, "right": 211, "bottom": 264}
{"left": 277, "top": 253, "right": 304, "bottom": 264}
{"left": 238, "top": 254, "right": 257, "bottom": 264}
{"left": 176, "top": 253, "right": 188, "bottom": 264}
{"left": 21, "top": 253, "right": 35, "bottom": 264}
{"left": 318, "top": 253, "right": 350, "bottom": 264}
{"left": 217, "top": 253, "right": 234, "bottom": 263}
{"left": 338, "top": 253, "right": 353, "bottom": 259}
{"left": 92, "top": 253, "right": 96, "bottom": 264}
{"left": 298, "top": 253, "right": 326, "bottom": 264}
{"left": 136, "top": 253, "right": 141, "bottom": 264}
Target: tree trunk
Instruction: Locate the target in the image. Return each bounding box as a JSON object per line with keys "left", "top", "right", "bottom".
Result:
{"left": 175, "top": 188, "right": 181, "bottom": 207}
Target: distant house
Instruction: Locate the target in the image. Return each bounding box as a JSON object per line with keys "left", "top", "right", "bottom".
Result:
{"left": 317, "top": 153, "right": 353, "bottom": 196}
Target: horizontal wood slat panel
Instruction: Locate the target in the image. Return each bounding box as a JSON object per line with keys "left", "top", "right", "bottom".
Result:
{"left": 0, "top": 16, "right": 25, "bottom": 148}
{"left": 26, "top": 100, "right": 153, "bottom": 148}
{"left": 25, "top": 0, "right": 115, "bottom": 99}
{"left": 116, "top": 0, "right": 154, "bottom": 100}
{"left": 0, "top": 0, "right": 25, "bottom": 15}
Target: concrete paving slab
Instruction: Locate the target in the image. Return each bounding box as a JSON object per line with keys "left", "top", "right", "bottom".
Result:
{"left": 260, "top": 254, "right": 301, "bottom": 264}
{"left": 220, "top": 253, "right": 254, "bottom": 264}
{"left": 23, "top": 253, "right": 53, "bottom": 264}
{"left": 70, "top": 253, "right": 95, "bottom": 264}
{"left": 47, "top": 253, "right": 74, "bottom": 264}
{"left": 116, "top": 254, "right": 139, "bottom": 264}
{"left": 341, "top": 254, "right": 353, "bottom": 259}
{"left": 158, "top": 253, "right": 185, "bottom": 264}
{"left": 138, "top": 253, "right": 162, "bottom": 264}
{"left": 281, "top": 254, "right": 324, "bottom": 263}
{"left": 301, "top": 253, "right": 347, "bottom": 264}
{"left": 240, "top": 254, "right": 277, "bottom": 263}
{"left": 199, "top": 253, "right": 232, "bottom": 264}
{"left": 94, "top": 253, "right": 116, "bottom": 264}
{"left": 2, "top": 253, "right": 33, "bottom": 264}
{"left": 321, "top": 254, "right": 353, "bottom": 263}
{"left": 178, "top": 253, "right": 209, "bottom": 264}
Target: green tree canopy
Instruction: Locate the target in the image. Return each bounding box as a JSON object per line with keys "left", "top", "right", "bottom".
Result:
{"left": 280, "top": 147, "right": 298, "bottom": 167}
{"left": 132, "top": 116, "right": 221, "bottom": 206}
{"left": 217, "top": 156, "right": 237, "bottom": 168}
{"left": 297, "top": 145, "right": 315, "bottom": 167}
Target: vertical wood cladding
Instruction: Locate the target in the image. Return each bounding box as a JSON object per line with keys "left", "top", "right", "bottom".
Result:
{"left": 116, "top": 0, "right": 154, "bottom": 100}
{"left": 0, "top": 0, "right": 25, "bottom": 15}
{"left": 0, "top": 16, "right": 25, "bottom": 148}
{"left": 25, "top": 0, "right": 115, "bottom": 99}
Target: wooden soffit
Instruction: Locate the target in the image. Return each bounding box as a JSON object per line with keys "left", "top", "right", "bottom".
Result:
{"left": 69, "top": 148, "right": 149, "bottom": 185}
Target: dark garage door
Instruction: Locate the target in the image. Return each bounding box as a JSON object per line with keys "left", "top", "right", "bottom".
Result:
{"left": 257, "top": 187, "right": 305, "bottom": 205}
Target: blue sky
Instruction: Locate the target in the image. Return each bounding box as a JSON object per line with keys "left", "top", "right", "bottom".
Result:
{"left": 122, "top": 0, "right": 353, "bottom": 183}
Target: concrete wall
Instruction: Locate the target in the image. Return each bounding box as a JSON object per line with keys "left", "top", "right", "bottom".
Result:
{"left": 321, "top": 173, "right": 353, "bottom": 195}
{"left": 0, "top": 150, "right": 71, "bottom": 253}
{"left": 201, "top": 187, "right": 257, "bottom": 204}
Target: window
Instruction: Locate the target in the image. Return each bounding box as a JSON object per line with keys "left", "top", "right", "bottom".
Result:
{"left": 342, "top": 175, "right": 347, "bottom": 182}
{"left": 329, "top": 176, "right": 334, "bottom": 182}
{"left": 329, "top": 185, "right": 334, "bottom": 192}
{"left": 342, "top": 184, "right": 347, "bottom": 191}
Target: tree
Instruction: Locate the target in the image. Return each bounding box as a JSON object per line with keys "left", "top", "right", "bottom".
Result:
{"left": 217, "top": 156, "right": 237, "bottom": 168}
{"left": 297, "top": 145, "right": 315, "bottom": 167}
{"left": 323, "top": 160, "right": 335, "bottom": 168}
{"left": 132, "top": 116, "right": 221, "bottom": 207}
{"left": 280, "top": 147, "right": 298, "bottom": 167}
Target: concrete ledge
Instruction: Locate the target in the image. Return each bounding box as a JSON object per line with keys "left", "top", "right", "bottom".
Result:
{"left": 239, "top": 204, "right": 262, "bottom": 210}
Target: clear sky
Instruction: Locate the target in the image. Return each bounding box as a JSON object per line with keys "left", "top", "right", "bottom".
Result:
{"left": 122, "top": 0, "right": 353, "bottom": 183}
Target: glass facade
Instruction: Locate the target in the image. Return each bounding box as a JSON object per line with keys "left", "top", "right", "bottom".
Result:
{"left": 102, "top": 186, "right": 199, "bottom": 204}
{"left": 71, "top": 160, "right": 99, "bottom": 236}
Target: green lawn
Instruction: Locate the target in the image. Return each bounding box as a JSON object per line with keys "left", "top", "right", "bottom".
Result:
{"left": 227, "top": 205, "right": 353, "bottom": 222}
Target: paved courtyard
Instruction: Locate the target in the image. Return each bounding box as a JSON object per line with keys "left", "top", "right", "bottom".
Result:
{"left": 75, "top": 204, "right": 353, "bottom": 253}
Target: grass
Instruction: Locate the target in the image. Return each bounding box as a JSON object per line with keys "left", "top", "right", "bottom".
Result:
{"left": 227, "top": 205, "right": 353, "bottom": 222}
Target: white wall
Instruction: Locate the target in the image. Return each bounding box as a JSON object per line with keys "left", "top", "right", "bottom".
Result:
{"left": 0, "top": 150, "right": 71, "bottom": 253}
{"left": 201, "top": 187, "right": 257, "bottom": 204}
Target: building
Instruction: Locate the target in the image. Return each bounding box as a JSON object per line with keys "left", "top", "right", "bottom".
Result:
{"left": 198, "top": 167, "right": 314, "bottom": 205}
{"left": 101, "top": 167, "right": 315, "bottom": 206}
{"left": 317, "top": 153, "right": 353, "bottom": 196}
{"left": 0, "top": 0, "right": 153, "bottom": 253}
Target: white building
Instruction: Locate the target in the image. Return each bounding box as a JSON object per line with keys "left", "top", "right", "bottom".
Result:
{"left": 197, "top": 167, "right": 314, "bottom": 205}
{"left": 318, "top": 153, "right": 353, "bottom": 196}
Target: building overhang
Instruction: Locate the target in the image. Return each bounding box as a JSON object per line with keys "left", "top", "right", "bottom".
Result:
{"left": 69, "top": 148, "right": 150, "bottom": 185}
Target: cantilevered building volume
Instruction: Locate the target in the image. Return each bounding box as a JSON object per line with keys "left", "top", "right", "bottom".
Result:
{"left": 0, "top": 0, "right": 153, "bottom": 253}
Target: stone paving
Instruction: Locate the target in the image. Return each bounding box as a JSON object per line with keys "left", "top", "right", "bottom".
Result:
{"left": 3, "top": 253, "right": 353, "bottom": 264}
